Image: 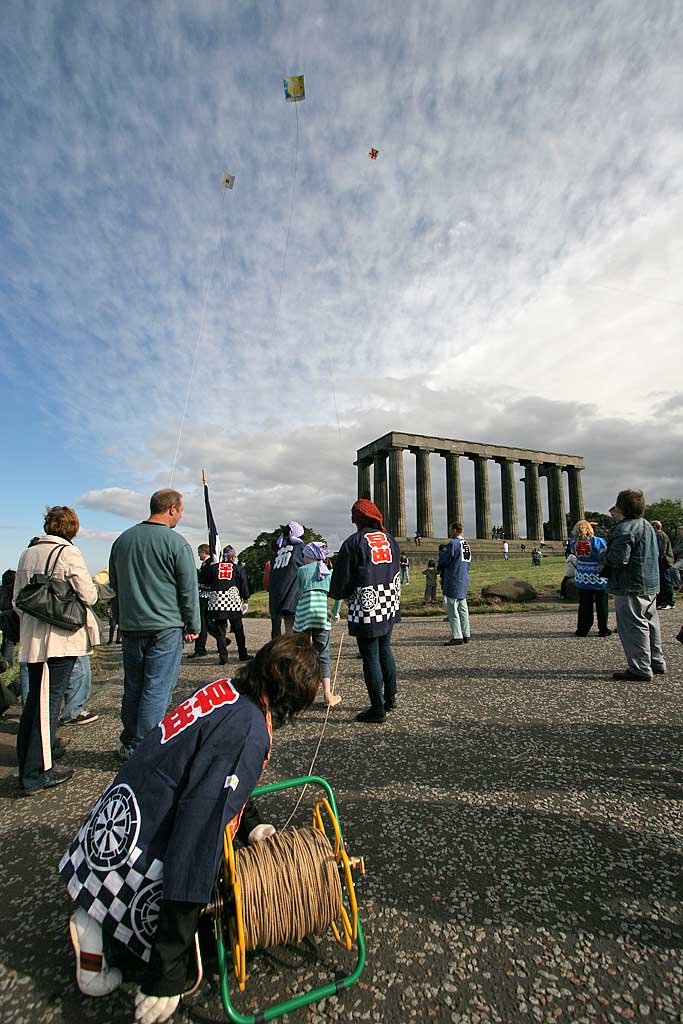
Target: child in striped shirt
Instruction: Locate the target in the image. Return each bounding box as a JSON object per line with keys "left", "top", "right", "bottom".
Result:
{"left": 293, "top": 543, "right": 342, "bottom": 707}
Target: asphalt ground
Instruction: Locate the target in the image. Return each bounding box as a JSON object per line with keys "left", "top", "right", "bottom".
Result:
{"left": 0, "top": 608, "right": 681, "bottom": 1024}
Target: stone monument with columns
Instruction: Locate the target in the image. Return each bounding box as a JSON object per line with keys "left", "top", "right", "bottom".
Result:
{"left": 355, "top": 432, "right": 585, "bottom": 542}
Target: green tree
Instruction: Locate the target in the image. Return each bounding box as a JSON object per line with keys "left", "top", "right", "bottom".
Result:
{"left": 584, "top": 511, "right": 613, "bottom": 539}
{"left": 239, "top": 525, "right": 326, "bottom": 592}
{"left": 644, "top": 498, "right": 683, "bottom": 541}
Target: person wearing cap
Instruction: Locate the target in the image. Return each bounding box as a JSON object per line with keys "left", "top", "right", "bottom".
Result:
{"left": 293, "top": 543, "right": 342, "bottom": 707}
{"left": 200, "top": 546, "right": 250, "bottom": 664}
{"left": 268, "top": 521, "right": 306, "bottom": 638}
{"left": 329, "top": 499, "right": 401, "bottom": 723}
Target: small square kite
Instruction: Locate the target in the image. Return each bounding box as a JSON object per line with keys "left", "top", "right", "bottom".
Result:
{"left": 284, "top": 75, "right": 305, "bottom": 102}
{"left": 220, "top": 173, "right": 235, "bottom": 190}
{"left": 369, "top": 148, "right": 379, "bottom": 160}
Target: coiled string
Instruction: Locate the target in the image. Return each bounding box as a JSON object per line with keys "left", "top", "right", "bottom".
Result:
{"left": 234, "top": 827, "right": 342, "bottom": 950}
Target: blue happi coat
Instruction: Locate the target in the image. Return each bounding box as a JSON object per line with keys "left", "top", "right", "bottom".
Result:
{"left": 59, "top": 679, "right": 270, "bottom": 962}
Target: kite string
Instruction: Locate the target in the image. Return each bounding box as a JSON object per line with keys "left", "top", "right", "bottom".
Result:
{"left": 275, "top": 100, "right": 300, "bottom": 322}
{"left": 280, "top": 630, "right": 344, "bottom": 832}
{"left": 169, "top": 188, "right": 227, "bottom": 486}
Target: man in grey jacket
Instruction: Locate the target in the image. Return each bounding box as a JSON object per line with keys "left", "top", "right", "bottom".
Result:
{"left": 601, "top": 489, "right": 665, "bottom": 681}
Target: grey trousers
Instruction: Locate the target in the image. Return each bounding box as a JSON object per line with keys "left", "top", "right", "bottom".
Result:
{"left": 613, "top": 594, "right": 666, "bottom": 677}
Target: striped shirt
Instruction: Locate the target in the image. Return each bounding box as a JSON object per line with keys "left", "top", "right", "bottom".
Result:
{"left": 293, "top": 563, "right": 340, "bottom": 632}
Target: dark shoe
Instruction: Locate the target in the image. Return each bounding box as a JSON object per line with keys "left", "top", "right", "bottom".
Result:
{"left": 219, "top": 655, "right": 228, "bottom": 665}
{"left": 676, "top": 629, "right": 683, "bottom": 645}
{"left": 444, "top": 638, "right": 464, "bottom": 646}
{"left": 187, "top": 651, "right": 207, "bottom": 659}
{"left": 574, "top": 631, "right": 588, "bottom": 637}
{"left": 384, "top": 699, "right": 396, "bottom": 711}
{"left": 652, "top": 665, "right": 667, "bottom": 675}
{"left": 355, "top": 707, "right": 386, "bottom": 723}
{"left": 238, "top": 655, "right": 251, "bottom": 662}
{"left": 463, "top": 637, "right": 470, "bottom": 644}
{"left": 598, "top": 629, "right": 613, "bottom": 637}
{"left": 612, "top": 670, "right": 652, "bottom": 681}
{"left": 22, "top": 768, "right": 75, "bottom": 796}
{"left": 62, "top": 710, "right": 98, "bottom": 726}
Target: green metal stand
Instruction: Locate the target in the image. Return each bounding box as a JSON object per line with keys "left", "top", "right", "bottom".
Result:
{"left": 215, "top": 775, "right": 366, "bottom": 1023}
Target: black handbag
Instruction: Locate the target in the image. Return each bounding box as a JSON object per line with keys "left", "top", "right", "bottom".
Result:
{"left": 14, "top": 544, "right": 87, "bottom": 632}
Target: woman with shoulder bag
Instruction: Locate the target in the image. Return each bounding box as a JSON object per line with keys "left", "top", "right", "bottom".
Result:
{"left": 13, "top": 506, "right": 99, "bottom": 795}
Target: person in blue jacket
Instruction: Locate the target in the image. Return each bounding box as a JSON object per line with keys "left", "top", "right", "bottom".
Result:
{"left": 571, "top": 520, "right": 611, "bottom": 637}
{"left": 329, "top": 498, "right": 401, "bottom": 723}
{"left": 59, "top": 636, "right": 320, "bottom": 1024}
{"left": 437, "top": 523, "right": 472, "bottom": 646}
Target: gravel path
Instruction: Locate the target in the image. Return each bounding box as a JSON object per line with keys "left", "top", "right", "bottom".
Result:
{"left": 1, "top": 608, "right": 681, "bottom": 1024}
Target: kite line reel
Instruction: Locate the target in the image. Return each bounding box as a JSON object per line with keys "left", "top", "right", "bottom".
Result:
{"left": 213, "top": 775, "right": 366, "bottom": 1023}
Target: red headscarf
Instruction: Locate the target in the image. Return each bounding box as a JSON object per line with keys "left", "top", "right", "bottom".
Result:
{"left": 352, "top": 498, "right": 384, "bottom": 529}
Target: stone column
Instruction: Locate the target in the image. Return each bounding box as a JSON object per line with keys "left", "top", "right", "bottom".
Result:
{"left": 442, "top": 452, "right": 463, "bottom": 534}
{"left": 522, "top": 461, "right": 544, "bottom": 540}
{"left": 469, "top": 455, "right": 491, "bottom": 540}
{"left": 357, "top": 460, "right": 371, "bottom": 501}
{"left": 415, "top": 448, "right": 433, "bottom": 538}
{"left": 497, "top": 458, "right": 519, "bottom": 539}
{"left": 373, "top": 452, "right": 388, "bottom": 525}
{"left": 566, "top": 466, "right": 585, "bottom": 528}
{"left": 388, "top": 447, "right": 406, "bottom": 538}
{"left": 545, "top": 463, "right": 568, "bottom": 540}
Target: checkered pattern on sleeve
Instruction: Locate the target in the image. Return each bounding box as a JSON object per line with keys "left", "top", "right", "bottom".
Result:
{"left": 347, "top": 576, "right": 401, "bottom": 626}
{"left": 208, "top": 586, "right": 243, "bottom": 612}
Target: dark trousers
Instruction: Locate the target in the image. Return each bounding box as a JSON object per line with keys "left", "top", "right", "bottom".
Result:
{"left": 17, "top": 657, "right": 76, "bottom": 791}
{"left": 657, "top": 566, "right": 675, "bottom": 607}
{"left": 577, "top": 589, "right": 609, "bottom": 634}
{"left": 195, "top": 597, "right": 209, "bottom": 654}
{"left": 209, "top": 614, "right": 247, "bottom": 660}
{"left": 356, "top": 629, "right": 396, "bottom": 709}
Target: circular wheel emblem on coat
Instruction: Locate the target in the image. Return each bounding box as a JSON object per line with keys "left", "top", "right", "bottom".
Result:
{"left": 84, "top": 783, "right": 141, "bottom": 871}
{"left": 360, "top": 586, "right": 379, "bottom": 612}
{"left": 393, "top": 571, "right": 402, "bottom": 594}
{"left": 130, "top": 879, "right": 163, "bottom": 948}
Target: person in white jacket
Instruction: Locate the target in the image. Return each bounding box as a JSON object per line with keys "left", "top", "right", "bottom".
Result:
{"left": 13, "top": 506, "right": 99, "bottom": 795}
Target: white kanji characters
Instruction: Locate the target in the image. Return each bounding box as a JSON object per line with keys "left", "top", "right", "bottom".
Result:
{"left": 159, "top": 680, "right": 239, "bottom": 743}
{"left": 365, "top": 531, "right": 392, "bottom": 564}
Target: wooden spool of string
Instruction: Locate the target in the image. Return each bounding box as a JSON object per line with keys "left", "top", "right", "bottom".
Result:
{"left": 234, "top": 826, "right": 343, "bottom": 949}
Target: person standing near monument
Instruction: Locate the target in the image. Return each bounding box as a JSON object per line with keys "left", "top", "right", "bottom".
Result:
{"left": 502, "top": 540, "right": 509, "bottom": 561}
{"left": 109, "top": 489, "right": 200, "bottom": 759}
{"left": 201, "top": 545, "right": 250, "bottom": 664}
{"left": 601, "top": 490, "right": 665, "bottom": 681}
{"left": 188, "top": 543, "right": 212, "bottom": 659}
{"left": 571, "top": 520, "right": 610, "bottom": 636}
{"left": 330, "top": 499, "right": 401, "bottom": 723}
{"left": 268, "top": 522, "right": 306, "bottom": 637}
{"left": 651, "top": 520, "right": 676, "bottom": 610}
{"left": 438, "top": 523, "right": 472, "bottom": 646}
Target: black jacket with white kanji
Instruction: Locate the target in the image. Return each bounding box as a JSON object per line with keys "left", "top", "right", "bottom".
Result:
{"left": 268, "top": 542, "right": 305, "bottom": 617}
{"left": 200, "top": 559, "right": 250, "bottom": 618}
{"left": 58, "top": 680, "right": 270, "bottom": 975}
{"left": 329, "top": 526, "right": 401, "bottom": 638}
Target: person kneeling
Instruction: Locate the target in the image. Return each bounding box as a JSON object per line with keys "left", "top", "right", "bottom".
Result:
{"left": 59, "top": 636, "right": 320, "bottom": 1022}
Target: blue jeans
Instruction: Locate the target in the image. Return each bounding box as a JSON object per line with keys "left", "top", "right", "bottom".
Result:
{"left": 120, "top": 628, "right": 183, "bottom": 752}
{"left": 19, "top": 662, "right": 30, "bottom": 704}
{"left": 355, "top": 629, "right": 396, "bottom": 709}
{"left": 309, "top": 628, "right": 331, "bottom": 678}
{"left": 60, "top": 655, "right": 92, "bottom": 722}
{"left": 17, "top": 657, "right": 76, "bottom": 791}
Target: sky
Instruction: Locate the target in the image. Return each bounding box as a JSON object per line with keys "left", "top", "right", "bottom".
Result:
{"left": 1, "top": 0, "right": 682, "bottom": 571}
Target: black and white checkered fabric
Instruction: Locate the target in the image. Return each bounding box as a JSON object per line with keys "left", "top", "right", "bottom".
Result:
{"left": 58, "top": 783, "right": 163, "bottom": 962}
{"left": 208, "top": 586, "right": 242, "bottom": 613}
{"left": 347, "top": 573, "right": 401, "bottom": 626}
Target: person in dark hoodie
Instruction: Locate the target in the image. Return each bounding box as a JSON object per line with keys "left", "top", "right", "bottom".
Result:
{"left": 60, "top": 635, "right": 320, "bottom": 1024}
{"left": 329, "top": 498, "right": 401, "bottom": 723}
{"left": 0, "top": 569, "right": 17, "bottom": 669}
{"left": 600, "top": 489, "right": 665, "bottom": 681}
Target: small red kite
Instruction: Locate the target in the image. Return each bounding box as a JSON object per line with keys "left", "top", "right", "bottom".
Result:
{"left": 368, "top": 148, "right": 379, "bottom": 160}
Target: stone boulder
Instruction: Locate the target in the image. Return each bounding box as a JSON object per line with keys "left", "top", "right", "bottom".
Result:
{"left": 481, "top": 579, "right": 538, "bottom": 602}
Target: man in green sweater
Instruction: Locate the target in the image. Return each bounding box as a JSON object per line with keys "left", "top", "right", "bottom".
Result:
{"left": 109, "top": 489, "right": 200, "bottom": 759}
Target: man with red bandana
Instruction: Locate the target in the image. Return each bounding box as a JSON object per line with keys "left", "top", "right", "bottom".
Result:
{"left": 330, "top": 499, "right": 401, "bottom": 723}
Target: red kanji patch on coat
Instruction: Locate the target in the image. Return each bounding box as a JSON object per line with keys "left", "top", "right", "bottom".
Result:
{"left": 365, "top": 531, "right": 392, "bottom": 564}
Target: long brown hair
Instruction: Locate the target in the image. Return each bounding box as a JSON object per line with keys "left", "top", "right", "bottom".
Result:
{"left": 233, "top": 636, "right": 321, "bottom": 728}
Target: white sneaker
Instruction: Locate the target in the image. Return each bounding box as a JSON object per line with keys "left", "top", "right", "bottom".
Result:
{"left": 70, "top": 908, "right": 122, "bottom": 996}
